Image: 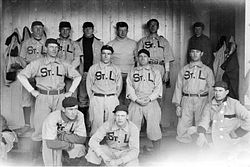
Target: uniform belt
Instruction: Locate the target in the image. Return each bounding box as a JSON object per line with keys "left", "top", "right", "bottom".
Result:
{"left": 224, "top": 114, "right": 236, "bottom": 119}
{"left": 94, "top": 93, "right": 115, "bottom": 97}
{"left": 149, "top": 60, "right": 165, "bottom": 65}
{"left": 182, "top": 92, "right": 208, "bottom": 97}
{"left": 38, "top": 88, "right": 64, "bottom": 95}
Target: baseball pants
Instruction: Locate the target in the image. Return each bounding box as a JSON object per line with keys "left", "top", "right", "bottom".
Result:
{"left": 89, "top": 95, "right": 119, "bottom": 136}
{"left": 32, "top": 94, "right": 65, "bottom": 141}
{"left": 176, "top": 96, "right": 208, "bottom": 143}
{"left": 85, "top": 145, "right": 139, "bottom": 166}
{"left": 129, "top": 100, "right": 162, "bottom": 141}
{"left": 78, "top": 73, "right": 89, "bottom": 108}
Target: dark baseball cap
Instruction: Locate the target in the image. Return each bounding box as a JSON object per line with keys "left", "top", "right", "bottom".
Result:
{"left": 59, "top": 21, "right": 71, "bottom": 29}
{"left": 31, "top": 21, "right": 44, "bottom": 28}
{"left": 189, "top": 44, "right": 203, "bottom": 52}
{"left": 138, "top": 49, "right": 150, "bottom": 57}
{"left": 113, "top": 105, "right": 128, "bottom": 114}
{"left": 101, "top": 45, "right": 114, "bottom": 54}
{"left": 82, "top": 22, "right": 94, "bottom": 28}
{"left": 45, "top": 38, "right": 59, "bottom": 47}
{"left": 62, "top": 97, "right": 79, "bottom": 108}
{"left": 213, "top": 81, "right": 228, "bottom": 90}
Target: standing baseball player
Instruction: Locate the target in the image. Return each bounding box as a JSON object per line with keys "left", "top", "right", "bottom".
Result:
{"left": 57, "top": 21, "right": 81, "bottom": 97}
{"left": 137, "top": 18, "right": 174, "bottom": 131}
{"left": 42, "top": 97, "right": 86, "bottom": 166}
{"left": 172, "top": 44, "right": 215, "bottom": 143}
{"left": 107, "top": 22, "right": 137, "bottom": 106}
{"left": 86, "top": 45, "right": 122, "bottom": 136}
{"left": 85, "top": 105, "right": 139, "bottom": 166}
{"left": 126, "top": 49, "right": 163, "bottom": 152}
{"left": 17, "top": 21, "right": 46, "bottom": 135}
{"left": 17, "top": 38, "right": 81, "bottom": 163}
{"left": 76, "top": 22, "right": 103, "bottom": 134}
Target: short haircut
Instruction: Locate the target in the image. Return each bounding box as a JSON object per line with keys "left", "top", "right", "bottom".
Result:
{"left": 193, "top": 22, "right": 205, "bottom": 30}
{"left": 147, "top": 19, "right": 159, "bottom": 28}
{"left": 116, "top": 22, "right": 128, "bottom": 30}
{"left": 101, "top": 45, "right": 114, "bottom": 54}
{"left": 82, "top": 22, "right": 94, "bottom": 29}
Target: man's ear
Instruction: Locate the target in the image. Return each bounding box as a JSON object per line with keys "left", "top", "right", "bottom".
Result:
{"left": 201, "top": 52, "right": 204, "bottom": 56}
{"left": 225, "top": 89, "right": 229, "bottom": 95}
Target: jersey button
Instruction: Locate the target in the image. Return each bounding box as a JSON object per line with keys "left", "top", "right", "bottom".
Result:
{"left": 118, "top": 141, "right": 120, "bottom": 143}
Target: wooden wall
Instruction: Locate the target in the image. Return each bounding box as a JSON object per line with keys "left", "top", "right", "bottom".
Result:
{"left": 0, "top": 0, "right": 245, "bottom": 129}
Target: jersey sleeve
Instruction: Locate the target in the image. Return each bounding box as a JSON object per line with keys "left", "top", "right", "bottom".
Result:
{"left": 88, "top": 122, "right": 109, "bottom": 157}
{"left": 115, "top": 67, "right": 123, "bottom": 96}
{"left": 198, "top": 103, "right": 212, "bottom": 131}
{"left": 42, "top": 114, "right": 58, "bottom": 140}
{"left": 172, "top": 69, "right": 184, "bottom": 106}
{"left": 73, "top": 112, "right": 87, "bottom": 137}
{"left": 86, "top": 65, "right": 95, "bottom": 98}
{"left": 206, "top": 67, "right": 215, "bottom": 100}
{"left": 235, "top": 101, "right": 250, "bottom": 131}
{"left": 126, "top": 69, "right": 138, "bottom": 102}
{"left": 71, "top": 41, "right": 81, "bottom": 69}
{"left": 18, "top": 60, "right": 39, "bottom": 79}
{"left": 163, "top": 38, "right": 175, "bottom": 63}
{"left": 148, "top": 69, "right": 163, "bottom": 101}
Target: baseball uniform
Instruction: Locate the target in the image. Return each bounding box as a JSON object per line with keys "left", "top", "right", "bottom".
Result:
{"left": 138, "top": 34, "right": 174, "bottom": 128}
{"left": 19, "top": 36, "right": 46, "bottom": 107}
{"left": 57, "top": 38, "right": 81, "bottom": 97}
{"left": 42, "top": 110, "right": 86, "bottom": 166}
{"left": 18, "top": 57, "right": 81, "bottom": 141}
{"left": 86, "top": 62, "right": 122, "bottom": 135}
{"left": 172, "top": 61, "right": 215, "bottom": 143}
{"left": 107, "top": 37, "right": 137, "bottom": 106}
{"left": 76, "top": 36, "right": 103, "bottom": 108}
{"left": 198, "top": 97, "right": 250, "bottom": 149}
{"left": 85, "top": 119, "right": 139, "bottom": 165}
{"left": 126, "top": 65, "right": 163, "bottom": 141}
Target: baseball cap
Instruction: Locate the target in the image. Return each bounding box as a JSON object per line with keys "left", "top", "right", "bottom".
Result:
{"left": 138, "top": 49, "right": 150, "bottom": 57}
{"left": 82, "top": 22, "right": 94, "bottom": 28}
{"left": 113, "top": 105, "right": 128, "bottom": 114}
{"left": 193, "top": 22, "right": 205, "bottom": 30}
{"left": 62, "top": 97, "right": 79, "bottom": 108}
{"left": 213, "top": 81, "right": 229, "bottom": 90}
{"left": 59, "top": 21, "right": 71, "bottom": 29}
{"left": 45, "top": 38, "right": 59, "bottom": 47}
{"left": 31, "top": 21, "right": 44, "bottom": 28}
{"left": 101, "top": 45, "right": 114, "bottom": 54}
{"left": 189, "top": 43, "right": 203, "bottom": 52}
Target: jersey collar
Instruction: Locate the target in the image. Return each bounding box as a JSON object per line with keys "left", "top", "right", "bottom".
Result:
{"left": 44, "top": 56, "right": 61, "bottom": 65}
{"left": 189, "top": 61, "right": 203, "bottom": 68}
{"left": 135, "top": 65, "right": 151, "bottom": 71}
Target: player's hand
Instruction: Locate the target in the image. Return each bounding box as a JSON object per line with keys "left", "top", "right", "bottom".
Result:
{"left": 57, "top": 131, "right": 66, "bottom": 141}
{"left": 67, "top": 142, "right": 74, "bottom": 151}
{"left": 141, "top": 97, "right": 151, "bottom": 106}
{"left": 196, "top": 133, "right": 208, "bottom": 147}
{"left": 64, "top": 91, "right": 73, "bottom": 98}
{"left": 176, "top": 106, "right": 182, "bottom": 117}
{"left": 163, "top": 71, "right": 170, "bottom": 83}
{"left": 30, "top": 90, "right": 40, "bottom": 98}
{"left": 187, "top": 126, "right": 197, "bottom": 135}
{"left": 101, "top": 154, "right": 111, "bottom": 164}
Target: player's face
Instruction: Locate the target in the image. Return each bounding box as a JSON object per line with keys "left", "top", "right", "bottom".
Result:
{"left": 194, "top": 27, "right": 203, "bottom": 37}
{"left": 190, "top": 49, "right": 203, "bottom": 62}
{"left": 214, "top": 87, "right": 229, "bottom": 101}
{"left": 115, "top": 110, "right": 128, "bottom": 127}
{"left": 138, "top": 53, "right": 149, "bottom": 66}
{"left": 101, "top": 49, "right": 112, "bottom": 64}
{"left": 148, "top": 21, "right": 159, "bottom": 34}
{"left": 47, "top": 43, "right": 59, "bottom": 58}
{"left": 32, "top": 25, "right": 44, "bottom": 39}
{"left": 60, "top": 27, "right": 71, "bottom": 39}
{"left": 64, "top": 105, "right": 78, "bottom": 120}
{"left": 117, "top": 27, "right": 128, "bottom": 39}
{"left": 83, "top": 27, "right": 94, "bottom": 38}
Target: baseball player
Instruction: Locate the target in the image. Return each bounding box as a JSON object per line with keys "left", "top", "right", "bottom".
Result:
{"left": 126, "top": 49, "right": 163, "bottom": 152}
{"left": 17, "top": 21, "right": 46, "bottom": 135}
{"left": 17, "top": 38, "right": 81, "bottom": 163}
{"left": 76, "top": 22, "right": 103, "bottom": 134}
{"left": 42, "top": 97, "right": 86, "bottom": 166}
{"left": 85, "top": 105, "right": 139, "bottom": 166}
{"left": 107, "top": 22, "right": 137, "bottom": 106}
{"left": 172, "top": 44, "right": 215, "bottom": 143}
{"left": 57, "top": 21, "right": 81, "bottom": 97}
{"left": 137, "top": 18, "right": 174, "bottom": 130}
{"left": 86, "top": 45, "right": 122, "bottom": 136}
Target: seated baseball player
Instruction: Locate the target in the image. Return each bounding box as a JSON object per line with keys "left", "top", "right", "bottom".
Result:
{"left": 85, "top": 105, "right": 140, "bottom": 166}
{"left": 0, "top": 114, "right": 18, "bottom": 161}
{"left": 126, "top": 49, "right": 163, "bottom": 152}
{"left": 42, "top": 97, "right": 87, "bottom": 166}
{"left": 188, "top": 81, "right": 250, "bottom": 159}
